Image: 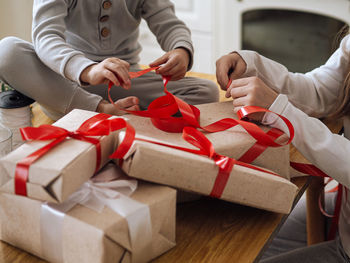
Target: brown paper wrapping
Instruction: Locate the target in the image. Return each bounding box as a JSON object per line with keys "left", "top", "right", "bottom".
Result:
{"left": 120, "top": 139, "right": 298, "bottom": 214}
{"left": 125, "top": 101, "right": 290, "bottom": 178}
{"left": 0, "top": 182, "right": 176, "bottom": 263}
{"left": 0, "top": 109, "right": 120, "bottom": 203}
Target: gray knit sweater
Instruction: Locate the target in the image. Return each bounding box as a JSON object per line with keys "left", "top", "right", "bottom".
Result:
{"left": 32, "top": 0, "right": 194, "bottom": 85}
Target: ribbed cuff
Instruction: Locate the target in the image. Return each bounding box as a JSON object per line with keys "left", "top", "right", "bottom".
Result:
{"left": 262, "top": 94, "right": 289, "bottom": 126}
{"left": 64, "top": 54, "right": 97, "bottom": 86}
{"left": 235, "top": 50, "right": 259, "bottom": 77}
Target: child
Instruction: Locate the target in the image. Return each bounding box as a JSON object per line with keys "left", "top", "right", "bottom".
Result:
{"left": 0, "top": 0, "right": 218, "bottom": 120}
{"left": 216, "top": 32, "right": 350, "bottom": 262}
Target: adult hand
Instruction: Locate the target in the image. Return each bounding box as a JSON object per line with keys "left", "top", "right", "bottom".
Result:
{"left": 96, "top": 97, "right": 140, "bottom": 116}
{"left": 216, "top": 52, "right": 247, "bottom": 90}
{"left": 80, "top": 58, "right": 131, "bottom": 90}
{"left": 226, "top": 76, "right": 278, "bottom": 121}
{"left": 149, "top": 48, "right": 190, "bottom": 81}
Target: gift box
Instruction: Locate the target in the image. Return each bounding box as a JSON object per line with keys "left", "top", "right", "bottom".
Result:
{"left": 0, "top": 164, "right": 176, "bottom": 263}
{"left": 119, "top": 124, "right": 298, "bottom": 214}
{"left": 124, "top": 101, "right": 290, "bottom": 178}
{"left": 0, "top": 109, "right": 130, "bottom": 203}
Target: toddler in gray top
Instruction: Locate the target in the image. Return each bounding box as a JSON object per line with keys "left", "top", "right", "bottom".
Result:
{"left": 0, "top": 0, "right": 218, "bottom": 119}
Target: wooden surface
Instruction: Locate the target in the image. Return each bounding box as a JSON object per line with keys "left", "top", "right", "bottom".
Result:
{"left": 0, "top": 72, "right": 321, "bottom": 263}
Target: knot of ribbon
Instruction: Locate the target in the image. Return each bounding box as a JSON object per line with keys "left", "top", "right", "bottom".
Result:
{"left": 108, "top": 68, "right": 294, "bottom": 150}
{"left": 16, "top": 113, "right": 136, "bottom": 196}
{"left": 49, "top": 172, "right": 138, "bottom": 214}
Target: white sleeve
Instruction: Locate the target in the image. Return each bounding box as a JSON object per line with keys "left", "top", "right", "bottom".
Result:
{"left": 264, "top": 94, "right": 350, "bottom": 188}
{"left": 237, "top": 35, "right": 350, "bottom": 118}
{"left": 32, "top": 0, "right": 96, "bottom": 85}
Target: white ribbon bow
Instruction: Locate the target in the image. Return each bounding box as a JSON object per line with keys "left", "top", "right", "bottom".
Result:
{"left": 41, "top": 169, "right": 152, "bottom": 263}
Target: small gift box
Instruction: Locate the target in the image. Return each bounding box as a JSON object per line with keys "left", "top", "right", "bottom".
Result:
{"left": 119, "top": 126, "right": 298, "bottom": 214}
{"left": 0, "top": 164, "right": 176, "bottom": 263}
{"left": 0, "top": 109, "right": 133, "bottom": 203}
{"left": 124, "top": 101, "right": 291, "bottom": 178}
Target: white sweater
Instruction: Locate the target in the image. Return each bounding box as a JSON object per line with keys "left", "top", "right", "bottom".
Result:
{"left": 238, "top": 35, "right": 350, "bottom": 256}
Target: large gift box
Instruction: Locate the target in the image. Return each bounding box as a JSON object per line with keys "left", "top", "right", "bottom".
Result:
{"left": 118, "top": 101, "right": 297, "bottom": 213}
{"left": 124, "top": 101, "right": 290, "bottom": 178}
{"left": 119, "top": 132, "right": 297, "bottom": 214}
{"left": 0, "top": 164, "right": 176, "bottom": 263}
{"left": 0, "top": 109, "right": 129, "bottom": 203}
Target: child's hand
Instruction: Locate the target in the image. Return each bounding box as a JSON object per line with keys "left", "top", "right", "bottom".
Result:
{"left": 96, "top": 97, "right": 140, "bottom": 116}
{"left": 80, "top": 58, "right": 131, "bottom": 90}
{"left": 149, "top": 48, "right": 190, "bottom": 81}
{"left": 216, "top": 52, "right": 247, "bottom": 90}
{"left": 226, "top": 76, "right": 278, "bottom": 121}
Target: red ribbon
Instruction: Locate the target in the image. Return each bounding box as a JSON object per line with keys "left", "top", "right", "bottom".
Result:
{"left": 15, "top": 113, "right": 135, "bottom": 196}
{"left": 108, "top": 68, "right": 294, "bottom": 147}
{"left": 290, "top": 161, "right": 343, "bottom": 240}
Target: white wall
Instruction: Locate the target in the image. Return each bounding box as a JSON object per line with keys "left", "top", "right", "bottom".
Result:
{"left": 0, "top": 0, "right": 33, "bottom": 42}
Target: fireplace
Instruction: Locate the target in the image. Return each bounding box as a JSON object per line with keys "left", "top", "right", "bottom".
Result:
{"left": 217, "top": 0, "right": 350, "bottom": 73}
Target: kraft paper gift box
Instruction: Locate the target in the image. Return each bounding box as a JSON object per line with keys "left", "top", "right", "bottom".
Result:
{"left": 119, "top": 134, "right": 298, "bottom": 214}
{"left": 0, "top": 164, "right": 176, "bottom": 263}
{"left": 116, "top": 120, "right": 298, "bottom": 216}
{"left": 0, "top": 109, "right": 127, "bottom": 203}
{"left": 124, "top": 101, "right": 291, "bottom": 178}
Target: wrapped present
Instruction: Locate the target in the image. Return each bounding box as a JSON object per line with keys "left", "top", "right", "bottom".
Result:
{"left": 119, "top": 126, "right": 298, "bottom": 214}
{"left": 123, "top": 101, "right": 290, "bottom": 178}
{"left": 0, "top": 109, "right": 134, "bottom": 203}
{"left": 0, "top": 164, "right": 176, "bottom": 263}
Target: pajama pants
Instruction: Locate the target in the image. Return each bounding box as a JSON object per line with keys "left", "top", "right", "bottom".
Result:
{"left": 260, "top": 192, "right": 350, "bottom": 263}
{"left": 0, "top": 37, "right": 219, "bottom": 120}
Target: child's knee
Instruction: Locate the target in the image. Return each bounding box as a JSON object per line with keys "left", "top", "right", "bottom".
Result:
{"left": 0, "top": 37, "right": 27, "bottom": 78}
{"left": 198, "top": 79, "right": 220, "bottom": 103}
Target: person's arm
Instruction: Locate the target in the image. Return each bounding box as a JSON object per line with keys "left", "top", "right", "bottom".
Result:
{"left": 236, "top": 36, "right": 350, "bottom": 117}
{"left": 264, "top": 94, "right": 350, "bottom": 188}
{"left": 32, "top": 0, "right": 96, "bottom": 85}
{"left": 141, "top": 0, "right": 194, "bottom": 70}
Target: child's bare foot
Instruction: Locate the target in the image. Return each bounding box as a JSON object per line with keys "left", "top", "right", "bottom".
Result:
{"left": 96, "top": 97, "right": 140, "bottom": 115}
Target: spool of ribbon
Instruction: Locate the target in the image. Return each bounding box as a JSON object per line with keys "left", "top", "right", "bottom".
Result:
{"left": 16, "top": 114, "right": 135, "bottom": 196}
{"left": 0, "top": 90, "right": 34, "bottom": 149}
{"left": 40, "top": 164, "right": 152, "bottom": 263}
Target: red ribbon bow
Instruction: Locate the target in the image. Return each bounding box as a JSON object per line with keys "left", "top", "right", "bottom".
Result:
{"left": 135, "top": 127, "right": 280, "bottom": 199}
{"left": 182, "top": 127, "right": 280, "bottom": 198}
{"left": 16, "top": 113, "right": 135, "bottom": 196}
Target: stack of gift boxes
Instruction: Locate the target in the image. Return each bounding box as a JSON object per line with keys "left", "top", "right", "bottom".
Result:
{"left": 0, "top": 101, "right": 298, "bottom": 262}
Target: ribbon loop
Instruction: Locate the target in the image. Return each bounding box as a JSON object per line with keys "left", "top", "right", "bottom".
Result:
{"left": 15, "top": 114, "right": 135, "bottom": 197}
